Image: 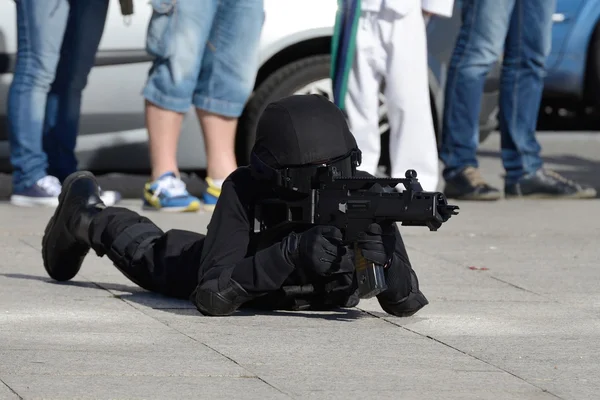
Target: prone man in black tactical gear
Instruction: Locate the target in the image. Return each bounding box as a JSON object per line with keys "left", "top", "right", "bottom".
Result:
{"left": 41, "top": 94, "right": 457, "bottom": 317}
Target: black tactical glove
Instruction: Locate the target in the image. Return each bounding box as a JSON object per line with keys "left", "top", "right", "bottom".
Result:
{"left": 282, "top": 225, "right": 353, "bottom": 277}
{"left": 356, "top": 222, "right": 396, "bottom": 266}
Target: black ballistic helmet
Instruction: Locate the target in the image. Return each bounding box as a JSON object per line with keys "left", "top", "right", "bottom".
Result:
{"left": 250, "top": 94, "right": 362, "bottom": 194}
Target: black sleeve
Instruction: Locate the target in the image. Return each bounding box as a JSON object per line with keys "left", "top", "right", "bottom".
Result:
{"left": 197, "top": 169, "right": 296, "bottom": 293}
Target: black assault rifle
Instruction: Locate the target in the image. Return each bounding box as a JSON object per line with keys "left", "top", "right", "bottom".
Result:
{"left": 254, "top": 169, "right": 459, "bottom": 300}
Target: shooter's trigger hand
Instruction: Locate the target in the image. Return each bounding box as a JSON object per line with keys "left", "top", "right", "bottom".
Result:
{"left": 282, "top": 226, "right": 350, "bottom": 276}
{"left": 356, "top": 223, "right": 393, "bottom": 266}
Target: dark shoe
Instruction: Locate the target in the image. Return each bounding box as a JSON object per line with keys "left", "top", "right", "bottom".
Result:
{"left": 193, "top": 279, "right": 260, "bottom": 316}
{"left": 443, "top": 166, "right": 501, "bottom": 201}
{"left": 378, "top": 271, "right": 429, "bottom": 317}
{"left": 42, "top": 171, "right": 105, "bottom": 282}
{"left": 505, "top": 168, "right": 597, "bottom": 199}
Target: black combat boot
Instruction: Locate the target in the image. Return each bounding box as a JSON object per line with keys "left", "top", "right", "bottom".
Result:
{"left": 42, "top": 171, "right": 105, "bottom": 282}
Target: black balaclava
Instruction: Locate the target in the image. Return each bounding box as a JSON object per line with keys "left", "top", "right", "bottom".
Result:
{"left": 250, "top": 94, "right": 361, "bottom": 194}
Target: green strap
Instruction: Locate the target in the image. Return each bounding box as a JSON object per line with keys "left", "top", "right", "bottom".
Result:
{"left": 330, "top": 0, "right": 344, "bottom": 82}
{"left": 330, "top": 0, "right": 361, "bottom": 111}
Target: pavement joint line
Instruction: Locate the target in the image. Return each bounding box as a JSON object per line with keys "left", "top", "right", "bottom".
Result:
{"left": 406, "top": 245, "right": 553, "bottom": 300}
{"left": 489, "top": 276, "right": 542, "bottom": 296}
{"left": 0, "top": 373, "right": 259, "bottom": 378}
{"left": 359, "top": 309, "right": 566, "bottom": 400}
{"left": 80, "top": 274, "right": 294, "bottom": 398}
{"left": 17, "top": 237, "right": 40, "bottom": 253}
{"left": 183, "top": 339, "right": 294, "bottom": 399}
{"left": 0, "top": 376, "right": 23, "bottom": 399}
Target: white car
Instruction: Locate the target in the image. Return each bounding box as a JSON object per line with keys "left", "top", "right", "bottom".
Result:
{"left": 0, "top": 0, "right": 499, "bottom": 174}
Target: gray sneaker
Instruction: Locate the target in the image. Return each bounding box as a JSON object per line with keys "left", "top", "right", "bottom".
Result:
{"left": 505, "top": 168, "right": 597, "bottom": 199}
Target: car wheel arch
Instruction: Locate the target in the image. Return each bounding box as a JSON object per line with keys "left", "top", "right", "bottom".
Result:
{"left": 254, "top": 34, "right": 332, "bottom": 91}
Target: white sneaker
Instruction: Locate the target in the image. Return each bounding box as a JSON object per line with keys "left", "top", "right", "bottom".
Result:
{"left": 10, "top": 175, "right": 62, "bottom": 207}
{"left": 99, "top": 188, "right": 122, "bottom": 207}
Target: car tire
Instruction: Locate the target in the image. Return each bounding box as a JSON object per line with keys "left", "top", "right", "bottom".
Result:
{"left": 235, "top": 54, "right": 490, "bottom": 165}
{"left": 587, "top": 22, "right": 600, "bottom": 106}
{"left": 236, "top": 55, "right": 332, "bottom": 165}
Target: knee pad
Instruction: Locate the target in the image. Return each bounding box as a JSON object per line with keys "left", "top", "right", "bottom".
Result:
{"left": 193, "top": 279, "right": 256, "bottom": 317}
{"left": 193, "top": 267, "right": 260, "bottom": 316}
{"left": 379, "top": 290, "right": 429, "bottom": 317}
{"left": 378, "top": 265, "right": 429, "bottom": 317}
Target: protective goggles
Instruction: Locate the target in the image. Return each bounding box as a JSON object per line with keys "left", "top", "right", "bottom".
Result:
{"left": 250, "top": 149, "right": 362, "bottom": 193}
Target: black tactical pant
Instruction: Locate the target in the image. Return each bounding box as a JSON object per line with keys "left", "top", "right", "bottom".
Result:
{"left": 88, "top": 207, "right": 419, "bottom": 314}
{"left": 87, "top": 207, "right": 356, "bottom": 309}
{"left": 89, "top": 207, "right": 205, "bottom": 299}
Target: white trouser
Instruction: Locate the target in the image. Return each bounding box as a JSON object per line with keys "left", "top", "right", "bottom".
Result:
{"left": 345, "top": 5, "right": 439, "bottom": 191}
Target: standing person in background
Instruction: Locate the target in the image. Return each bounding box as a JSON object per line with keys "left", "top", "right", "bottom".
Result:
{"left": 331, "top": 0, "right": 454, "bottom": 192}
{"left": 439, "top": 0, "right": 596, "bottom": 200}
{"left": 140, "top": 0, "right": 265, "bottom": 212}
{"left": 7, "top": 0, "right": 123, "bottom": 207}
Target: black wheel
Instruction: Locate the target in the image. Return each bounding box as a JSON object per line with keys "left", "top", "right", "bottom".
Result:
{"left": 235, "top": 54, "right": 391, "bottom": 165}
{"left": 587, "top": 22, "right": 600, "bottom": 107}
{"left": 235, "top": 53, "right": 486, "bottom": 167}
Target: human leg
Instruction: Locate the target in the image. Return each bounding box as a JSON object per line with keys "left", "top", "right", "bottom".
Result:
{"left": 43, "top": 0, "right": 109, "bottom": 183}
{"left": 193, "top": 0, "right": 264, "bottom": 210}
{"left": 344, "top": 11, "right": 385, "bottom": 176}
{"left": 90, "top": 208, "right": 204, "bottom": 298}
{"left": 500, "top": 0, "right": 595, "bottom": 198}
{"left": 42, "top": 172, "right": 204, "bottom": 299}
{"left": 142, "top": 0, "right": 217, "bottom": 212}
{"left": 383, "top": 6, "right": 439, "bottom": 191}
{"left": 8, "top": 0, "right": 69, "bottom": 206}
{"left": 439, "top": 0, "right": 514, "bottom": 200}
{"left": 41, "top": 0, "right": 119, "bottom": 206}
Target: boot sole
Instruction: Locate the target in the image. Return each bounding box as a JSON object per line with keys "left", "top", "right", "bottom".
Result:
{"left": 42, "top": 172, "right": 97, "bottom": 282}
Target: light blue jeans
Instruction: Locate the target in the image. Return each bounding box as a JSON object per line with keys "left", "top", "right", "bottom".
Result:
{"left": 7, "top": 0, "right": 109, "bottom": 192}
{"left": 142, "top": 0, "right": 265, "bottom": 117}
{"left": 439, "top": 0, "right": 556, "bottom": 185}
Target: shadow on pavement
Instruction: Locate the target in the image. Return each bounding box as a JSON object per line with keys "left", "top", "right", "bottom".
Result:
{"left": 1, "top": 272, "right": 144, "bottom": 295}
{"left": 0, "top": 272, "right": 367, "bottom": 321}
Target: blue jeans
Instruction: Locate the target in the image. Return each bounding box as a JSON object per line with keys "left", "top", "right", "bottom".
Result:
{"left": 439, "top": 0, "right": 556, "bottom": 185}
{"left": 142, "top": 0, "right": 265, "bottom": 117}
{"left": 7, "top": 0, "right": 108, "bottom": 192}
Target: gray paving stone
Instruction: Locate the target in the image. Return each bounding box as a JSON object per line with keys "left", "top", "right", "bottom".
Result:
{"left": 0, "top": 375, "right": 289, "bottom": 400}
{"left": 0, "top": 380, "right": 19, "bottom": 400}
{"left": 0, "top": 132, "right": 599, "bottom": 399}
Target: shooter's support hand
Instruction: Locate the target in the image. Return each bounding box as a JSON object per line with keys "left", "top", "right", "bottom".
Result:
{"left": 282, "top": 225, "right": 354, "bottom": 277}
{"left": 356, "top": 223, "right": 396, "bottom": 266}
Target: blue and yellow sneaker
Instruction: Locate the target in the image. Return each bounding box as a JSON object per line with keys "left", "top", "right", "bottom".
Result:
{"left": 143, "top": 172, "right": 201, "bottom": 212}
{"left": 202, "top": 177, "right": 222, "bottom": 211}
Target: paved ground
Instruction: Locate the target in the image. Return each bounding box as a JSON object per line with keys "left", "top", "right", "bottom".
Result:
{"left": 0, "top": 132, "right": 599, "bottom": 400}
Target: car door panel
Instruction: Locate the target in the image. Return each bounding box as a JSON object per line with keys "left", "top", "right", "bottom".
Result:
{"left": 546, "top": 0, "right": 585, "bottom": 69}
